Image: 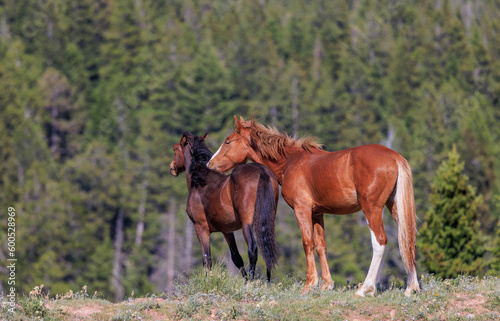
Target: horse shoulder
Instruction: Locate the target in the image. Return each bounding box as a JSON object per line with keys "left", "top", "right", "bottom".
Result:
{"left": 186, "top": 192, "right": 208, "bottom": 223}
{"left": 205, "top": 175, "right": 233, "bottom": 212}
{"left": 281, "top": 158, "right": 315, "bottom": 208}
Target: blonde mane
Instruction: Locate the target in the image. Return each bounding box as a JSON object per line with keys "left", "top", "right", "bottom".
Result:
{"left": 240, "top": 118, "right": 324, "bottom": 162}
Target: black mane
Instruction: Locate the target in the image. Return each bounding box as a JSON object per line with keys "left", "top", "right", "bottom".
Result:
{"left": 187, "top": 133, "right": 215, "bottom": 188}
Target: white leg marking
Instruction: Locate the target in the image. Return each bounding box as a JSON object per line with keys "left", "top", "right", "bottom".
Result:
{"left": 356, "top": 228, "right": 385, "bottom": 296}
{"left": 404, "top": 265, "right": 420, "bottom": 296}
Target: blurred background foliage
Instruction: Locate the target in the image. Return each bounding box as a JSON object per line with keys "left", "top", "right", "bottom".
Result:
{"left": 0, "top": 0, "right": 499, "bottom": 301}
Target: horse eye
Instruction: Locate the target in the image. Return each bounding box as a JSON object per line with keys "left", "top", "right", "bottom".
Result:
{"left": 225, "top": 140, "right": 231, "bottom": 145}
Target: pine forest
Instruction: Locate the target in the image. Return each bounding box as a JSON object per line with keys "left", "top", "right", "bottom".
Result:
{"left": 0, "top": 0, "right": 500, "bottom": 302}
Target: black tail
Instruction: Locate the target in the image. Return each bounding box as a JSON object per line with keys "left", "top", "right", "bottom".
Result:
{"left": 253, "top": 173, "right": 278, "bottom": 279}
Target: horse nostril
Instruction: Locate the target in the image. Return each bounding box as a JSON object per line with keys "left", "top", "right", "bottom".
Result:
{"left": 206, "top": 161, "right": 211, "bottom": 168}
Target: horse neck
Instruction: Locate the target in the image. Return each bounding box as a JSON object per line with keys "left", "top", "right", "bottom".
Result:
{"left": 183, "top": 154, "right": 193, "bottom": 191}
{"left": 249, "top": 146, "right": 293, "bottom": 185}
{"left": 254, "top": 146, "right": 324, "bottom": 185}
{"left": 261, "top": 159, "right": 287, "bottom": 184}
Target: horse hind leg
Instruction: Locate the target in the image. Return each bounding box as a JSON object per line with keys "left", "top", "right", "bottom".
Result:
{"left": 242, "top": 224, "right": 258, "bottom": 279}
{"left": 313, "top": 214, "right": 334, "bottom": 291}
{"left": 223, "top": 232, "right": 247, "bottom": 278}
{"left": 386, "top": 198, "right": 420, "bottom": 296}
{"left": 356, "top": 205, "right": 387, "bottom": 297}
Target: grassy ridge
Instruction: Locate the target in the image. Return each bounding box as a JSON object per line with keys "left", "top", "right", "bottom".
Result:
{"left": 2, "top": 264, "right": 499, "bottom": 320}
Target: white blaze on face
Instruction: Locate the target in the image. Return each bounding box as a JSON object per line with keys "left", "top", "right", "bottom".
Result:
{"left": 209, "top": 144, "right": 223, "bottom": 163}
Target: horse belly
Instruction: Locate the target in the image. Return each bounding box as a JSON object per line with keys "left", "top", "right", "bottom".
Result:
{"left": 206, "top": 207, "right": 242, "bottom": 232}
{"left": 312, "top": 185, "right": 360, "bottom": 214}
{"left": 209, "top": 220, "right": 242, "bottom": 233}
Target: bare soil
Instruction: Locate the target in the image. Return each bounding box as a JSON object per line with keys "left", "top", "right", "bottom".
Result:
{"left": 44, "top": 291, "right": 499, "bottom": 320}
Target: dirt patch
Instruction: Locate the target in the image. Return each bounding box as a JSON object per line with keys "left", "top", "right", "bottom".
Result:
{"left": 48, "top": 301, "right": 106, "bottom": 320}
{"left": 132, "top": 297, "right": 169, "bottom": 304}
{"left": 449, "top": 293, "right": 491, "bottom": 317}
{"left": 40, "top": 291, "right": 499, "bottom": 320}
{"left": 333, "top": 292, "right": 497, "bottom": 321}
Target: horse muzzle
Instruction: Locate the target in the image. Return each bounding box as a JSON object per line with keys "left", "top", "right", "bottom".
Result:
{"left": 169, "top": 161, "right": 178, "bottom": 177}
{"left": 206, "top": 161, "right": 221, "bottom": 172}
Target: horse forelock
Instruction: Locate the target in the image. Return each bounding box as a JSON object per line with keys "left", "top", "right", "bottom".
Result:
{"left": 241, "top": 118, "right": 323, "bottom": 161}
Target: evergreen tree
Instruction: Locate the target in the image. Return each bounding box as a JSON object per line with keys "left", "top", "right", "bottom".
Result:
{"left": 457, "top": 94, "right": 497, "bottom": 230}
{"left": 39, "top": 68, "right": 85, "bottom": 161}
{"left": 4, "top": 0, "right": 500, "bottom": 296}
{"left": 418, "top": 146, "right": 486, "bottom": 278}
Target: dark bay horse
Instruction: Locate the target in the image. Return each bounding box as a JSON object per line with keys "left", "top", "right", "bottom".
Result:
{"left": 170, "top": 132, "right": 279, "bottom": 281}
{"left": 207, "top": 116, "right": 421, "bottom": 296}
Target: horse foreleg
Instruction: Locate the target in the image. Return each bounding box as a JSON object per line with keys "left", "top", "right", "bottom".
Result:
{"left": 193, "top": 224, "right": 212, "bottom": 270}
{"left": 242, "top": 224, "right": 258, "bottom": 279}
{"left": 313, "top": 214, "right": 334, "bottom": 292}
{"left": 223, "top": 232, "right": 247, "bottom": 278}
{"left": 294, "top": 205, "right": 318, "bottom": 294}
{"left": 356, "top": 207, "right": 386, "bottom": 297}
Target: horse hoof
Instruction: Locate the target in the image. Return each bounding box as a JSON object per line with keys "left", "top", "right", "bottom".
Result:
{"left": 354, "top": 290, "right": 365, "bottom": 297}
{"left": 321, "top": 282, "right": 334, "bottom": 292}
{"left": 355, "top": 286, "right": 375, "bottom": 297}
{"left": 301, "top": 286, "right": 312, "bottom": 295}
{"left": 404, "top": 288, "right": 420, "bottom": 297}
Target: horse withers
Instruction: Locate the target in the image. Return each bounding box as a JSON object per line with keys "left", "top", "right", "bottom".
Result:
{"left": 207, "top": 116, "right": 421, "bottom": 297}
{"left": 170, "top": 131, "right": 280, "bottom": 281}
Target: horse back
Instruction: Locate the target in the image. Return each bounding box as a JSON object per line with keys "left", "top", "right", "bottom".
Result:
{"left": 230, "top": 163, "right": 276, "bottom": 192}
{"left": 282, "top": 144, "right": 400, "bottom": 214}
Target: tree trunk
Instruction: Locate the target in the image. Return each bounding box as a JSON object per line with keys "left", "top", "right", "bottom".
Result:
{"left": 384, "top": 125, "right": 395, "bottom": 149}
{"left": 135, "top": 149, "right": 149, "bottom": 246}
{"left": 134, "top": 0, "right": 146, "bottom": 30}
{"left": 149, "top": 208, "right": 168, "bottom": 291}
{"left": 184, "top": 219, "right": 193, "bottom": 270}
{"left": 0, "top": 246, "right": 6, "bottom": 294}
{"left": 1, "top": 13, "right": 8, "bottom": 41}
{"left": 313, "top": 36, "right": 322, "bottom": 81}
{"left": 112, "top": 209, "right": 125, "bottom": 302}
{"left": 50, "top": 106, "right": 60, "bottom": 158}
{"left": 270, "top": 106, "right": 278, "bottom": 128}
{"left": 291, "top": 73, "right": 299, "bottom": 137}
{"left": 47, "top": 20, "right": 53, "bottom": 40}
{"left": 166, "top": 197, "right": 177, "bottom": 291}
{"left": 115, "top": 99, "right": 128, "bottom": 165}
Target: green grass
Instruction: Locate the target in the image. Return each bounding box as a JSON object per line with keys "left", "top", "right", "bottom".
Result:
{"left": 2, "top": 265, "right": 499, "bottom": 320}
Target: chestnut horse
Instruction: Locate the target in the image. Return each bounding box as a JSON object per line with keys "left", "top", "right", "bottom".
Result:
{"left": 207, "top": 117, "right": 421, "bottom": 296}
{"left": 170, "top": 132, "right": 279, "bottom": 281}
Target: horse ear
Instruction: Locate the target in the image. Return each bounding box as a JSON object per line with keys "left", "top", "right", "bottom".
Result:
{"left": 234, "top": 115, "right": 244, "bottom": 133}
{"left": 201, "top": 133, "right": 208, "bottom": 141}
{"left": 182, "top": 131, "right": 193, "bottom": 146}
